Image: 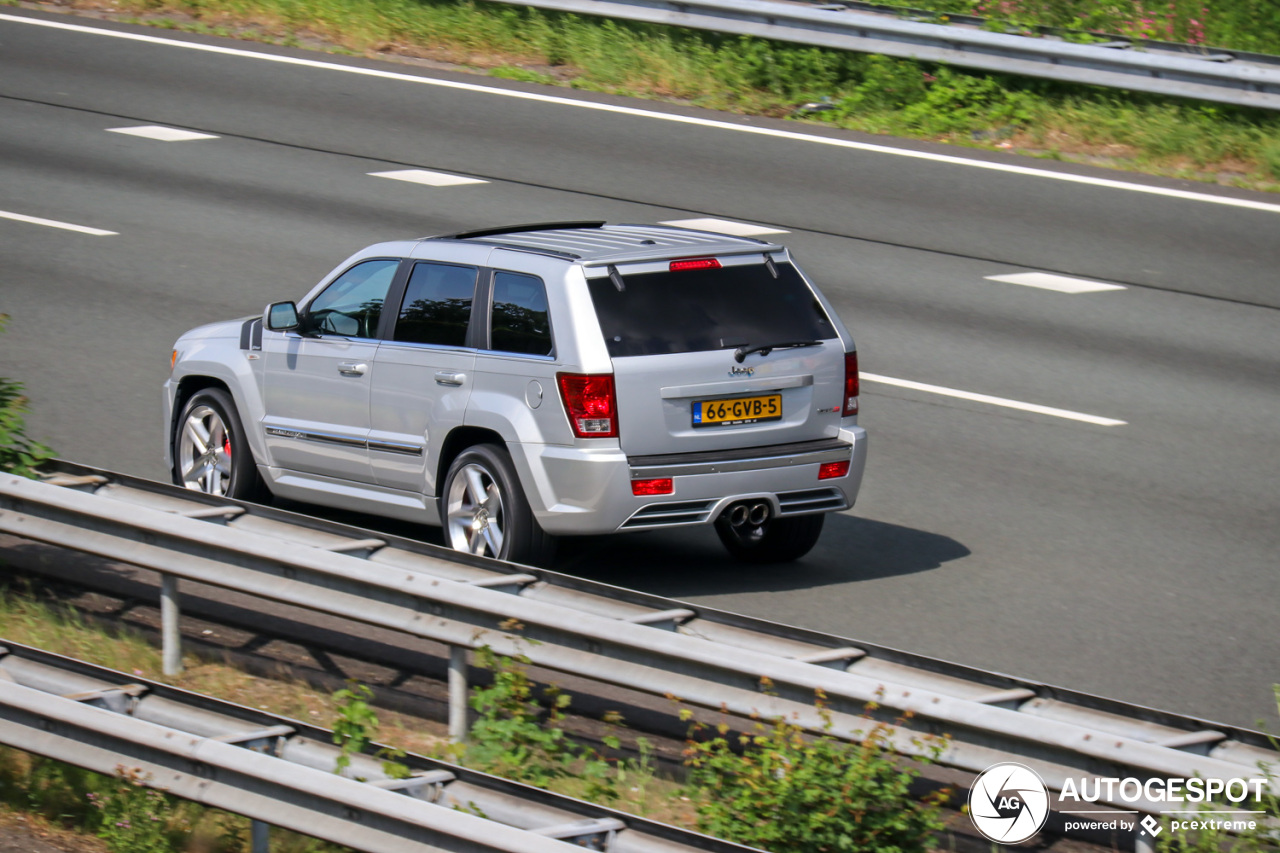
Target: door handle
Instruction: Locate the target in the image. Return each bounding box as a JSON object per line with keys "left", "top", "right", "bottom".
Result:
{"left": 338, "top": 362, "right": 368, "bottom": 376}
{"left": 434, "top": 371, "right": 466, "bottom": 386}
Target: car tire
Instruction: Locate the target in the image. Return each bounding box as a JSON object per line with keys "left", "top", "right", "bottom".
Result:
{"left": 715, "top": 512, "right": 825, "bottom": 563}
{"left": 441, "top": 443, "right": 556, "bottom": 566}
{"left": 172, "top": 387, "right": 267, "bottom": 501}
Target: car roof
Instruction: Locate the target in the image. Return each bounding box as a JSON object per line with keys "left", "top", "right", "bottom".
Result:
{"left": 420, "top": 222, "right": 785, "bottom": 264}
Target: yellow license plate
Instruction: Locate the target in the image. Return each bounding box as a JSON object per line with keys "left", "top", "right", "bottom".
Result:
{"left": 693, "top": 394, "right": 782, "bottom": 427}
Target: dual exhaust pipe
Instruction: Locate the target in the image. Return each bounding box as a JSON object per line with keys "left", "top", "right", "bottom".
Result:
{"left": 726, "top": 500, "right": 772, "bottom": 528}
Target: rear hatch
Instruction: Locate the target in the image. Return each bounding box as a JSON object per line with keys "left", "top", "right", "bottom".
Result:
{"left": 585, "top": 253, "right": 847, "bottom": 457}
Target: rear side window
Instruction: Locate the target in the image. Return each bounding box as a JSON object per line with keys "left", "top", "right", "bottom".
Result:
{"left": 587, "top": 261, "right": 835, "bottom": 357}
{"left": 490, "top": 271, "right": 552, "bottom": 356}
{"left": 393, "top": 262, "right": 477, "bottom": 347}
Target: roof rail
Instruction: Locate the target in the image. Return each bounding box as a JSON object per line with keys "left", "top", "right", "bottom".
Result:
{"left": 431, "top": 221, "right": 607, "bottom": 241}
{"left": 621, "top": 221, "right": 773, "bottom": 245}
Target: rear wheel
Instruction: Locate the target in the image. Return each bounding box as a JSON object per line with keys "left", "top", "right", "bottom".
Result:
{"left": 441, "top": 443, "right": 556, "bottom": 565}
{"left": 172, "top": 388, "right": 266, "bottom": 501}
{"left": 716, "top": 512, "right": 825, "bottom": 563}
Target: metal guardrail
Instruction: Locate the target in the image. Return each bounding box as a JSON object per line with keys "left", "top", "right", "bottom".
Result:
{"left": 480, "top": 0, "right": 1280, "bottom": 109}
{"left": 0, "top": 640, "right": 751, "bottom": 853}
{"left": 0, "top": 464, "right": 1276, "bottom": 838}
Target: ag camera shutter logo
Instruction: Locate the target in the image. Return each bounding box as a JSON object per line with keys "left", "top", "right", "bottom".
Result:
{"left": 969, "top": 762, "right": 1051, "bottom": 844}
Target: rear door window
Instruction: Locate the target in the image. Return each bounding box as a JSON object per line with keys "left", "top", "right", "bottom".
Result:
{"left": 392, "top": 262, "right": 477, "bottom": 347}
{"left": 490, "top": 271, "right": 552, "bottom": 357}
{"left": 586, "top": 260, "right": 835, "bottom": 357}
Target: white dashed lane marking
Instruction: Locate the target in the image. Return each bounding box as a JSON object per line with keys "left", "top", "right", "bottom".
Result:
{"left": 986, "top": 272, "right": 1127, "bottom": 294}
{"left": 659, "top": 218, "right": 788, "bottom": 237}
{"left": 0, "top": 210, "right": 117, "bottom": 236}
{"left": 368, "top": 169, "right": 488, "bottom": 187}
{"left": 107, "top": 125, "right": 219, "bottom": 141}
{"left": 862, "top": 373, "right": 1128, "bottom": 426}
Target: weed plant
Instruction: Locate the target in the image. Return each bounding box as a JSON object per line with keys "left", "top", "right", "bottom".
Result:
{"left": 682, "top": 688, "right": 950, "bottom": 853}
{"left": 463, "top": 645, "right": 622, "bottom": 802}
{"left": 88, "top": 767, "right": 190, "bottom": 853}
{"left": 1153, "top": 688, "right": 1280, "bottom": 853}
{"left": 0, "top": 314, "right": 53, "bottom": 478}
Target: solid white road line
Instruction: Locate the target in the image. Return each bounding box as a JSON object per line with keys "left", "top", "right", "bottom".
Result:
{"left": 7, "top": 12, "right": 1280, "bottom": 216}
{"left": 985, "top": 272, "right": 1127, "bottom": 293}
{"left": 660, "top": 218, "right": 788, "bottom": 236}
{"left": 368, "top": 169, "right": 488, "bottom": 186}
{"left": 861, "top": 373, "right": 1128, "bottom": 426}
{"left": 107, "top": 125, "right": 219, "bottom": 141}
{"left": 0, "top": 209, "right": 117, "bottom": 236}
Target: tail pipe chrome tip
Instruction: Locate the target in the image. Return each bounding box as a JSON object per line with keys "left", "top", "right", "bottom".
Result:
{"left": 727, "top": 500, "right": 772, "bottom": 527}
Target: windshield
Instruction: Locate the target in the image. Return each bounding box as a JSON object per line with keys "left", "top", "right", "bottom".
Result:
{"left": 587, "top": 261, "right": 836, "bottom": 357}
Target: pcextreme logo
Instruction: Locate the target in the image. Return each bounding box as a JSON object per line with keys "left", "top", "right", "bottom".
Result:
{"left": 968, "top": 763, "right": 1051, "bottom": 844}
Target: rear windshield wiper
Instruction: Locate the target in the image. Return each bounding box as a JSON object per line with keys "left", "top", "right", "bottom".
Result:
{"left": 733, "top": 340, "right": 822, "bottom": 363}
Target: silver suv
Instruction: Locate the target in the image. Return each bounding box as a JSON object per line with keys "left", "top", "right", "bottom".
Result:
{"left": 164, "top": 223, "right": 867, "bottom": 564}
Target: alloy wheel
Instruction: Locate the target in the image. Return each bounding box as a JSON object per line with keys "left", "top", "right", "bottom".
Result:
{"left": 445, "top": 463, "right": 506, "bottom": 557}
{"left": 177, "top": 405, "right": 232, "bottom": 495}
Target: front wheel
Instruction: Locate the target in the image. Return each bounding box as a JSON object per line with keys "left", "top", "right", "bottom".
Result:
{"left": 715, "top": 512, "right": 825, "bottom": 563}
{"left": 172, "top": 388, "right": 266, "bottom": 501}
{"left": 441, "top": 443, "right": 556, "bottom": 565}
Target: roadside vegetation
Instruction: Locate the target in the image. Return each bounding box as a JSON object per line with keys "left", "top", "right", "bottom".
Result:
{"left": 3, "top": 584, "right": 1278, "bottom": 853}
{"left": 0, "top": 314, "right": 54, "bottom": 478}
{"left": 853, "top": 0, "right": 1280, "bottom": 54}
{"left": 0, "top": 584, "right": 951, "bottom": 852}
{"left": 15, "top": 0, "right": 1280, "bottom": 190}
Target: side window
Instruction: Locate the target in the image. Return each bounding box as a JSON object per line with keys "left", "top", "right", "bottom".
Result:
{"left": 393, "top": 262, "right": 477, "bottom": 347}
{"left": 306, "top": 259, "right": 399, "bottom": 339}
{"left": 490, "top": 271, "right": 552, "bottom": 357}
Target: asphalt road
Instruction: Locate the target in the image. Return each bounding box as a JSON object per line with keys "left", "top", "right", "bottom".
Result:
{"left": 1, "top": 7, "right": 1277, "bottom": 729}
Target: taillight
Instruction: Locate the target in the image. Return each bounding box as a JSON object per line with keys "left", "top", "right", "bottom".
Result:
{"left": 631, "top": 478, "right": 673, "bottom": 496}
{"left": 557, "top": 373, "right": 619, "bottom": 438}
{"left": 669, "top": 258, "right": 721, "bottom": 272}
{"left": 843, "top": 352, "right": 859, "bottom": 417}
{"left": 818, "top": 460, "right": 850, "bottom": 480}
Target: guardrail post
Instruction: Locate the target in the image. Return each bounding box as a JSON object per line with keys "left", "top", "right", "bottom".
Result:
{"left": 160, "top": 573, "right": 182, "bottom": 676}
{"left": 251, "top": 819, "right": 270, "bottom": 852}
{"left": 448, "top": 645, "right": 467, "bottom": 743}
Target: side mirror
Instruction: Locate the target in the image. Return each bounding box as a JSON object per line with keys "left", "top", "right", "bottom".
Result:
{"left": 265, "top": 301, "right": 299, "bottom": 332}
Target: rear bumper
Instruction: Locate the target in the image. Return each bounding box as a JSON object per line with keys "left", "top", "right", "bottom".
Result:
{"left": 628, "top": 436, "right": 854, "bottom": 477}
{"left": 513, "top": 427, "right": 866, "bottom": 536}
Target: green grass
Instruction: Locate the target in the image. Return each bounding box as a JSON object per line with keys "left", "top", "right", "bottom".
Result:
{"left": 832, "top": 0, "right": 1280, "bottom": 56}
{"left": 45, "top": 0, "right": 1280, "bottom": 190}
{"left": 0, "top": 586, "right": 358, "bottom": 852}
{"left": 0, "top": 583, "right": 694, "bottom": 835}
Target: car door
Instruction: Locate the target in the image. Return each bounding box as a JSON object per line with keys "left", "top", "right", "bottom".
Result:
{"left": 369, "top": 261, "right": 479, "bottom": 497}
{"left": 261, "top": 257, "right": 402, "bottom": 484}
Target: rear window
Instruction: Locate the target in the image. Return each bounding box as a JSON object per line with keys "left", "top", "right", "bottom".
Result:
{"left": 587, "top": 261, "right": 835, "bottom": 357}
